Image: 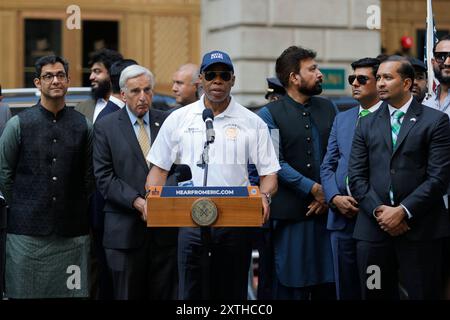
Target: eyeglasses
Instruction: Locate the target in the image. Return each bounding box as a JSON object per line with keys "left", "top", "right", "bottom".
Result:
{"left": 348, "top": 75, "right": 370, "bottom": 85}
{"left": 434, "top": 51, "right": 450, "bottom": 64}
{"left": 40, "top": 72, "right": 67, "bottom": 82}
{"left": 204, "top": 71, "right": 232, "bottom": 82}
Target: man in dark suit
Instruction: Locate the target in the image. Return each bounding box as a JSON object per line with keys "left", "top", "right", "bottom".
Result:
{"left": 321, "top": 57, "right": 381, "bottom": 300}
{"left": 348, "top": 55, "right": 450, "bottom": 299}
{"left": 93, "top": 64, "right": 178, "bottom": 299}
{"left": 88, "top": 59, "right": 138, "bottom": 300}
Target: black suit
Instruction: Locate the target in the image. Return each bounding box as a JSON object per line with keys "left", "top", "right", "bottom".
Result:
{"left": 97, "top": 100, "right": 121, "bottom": 120}
{"left": 348, "top": 99, "right": 450, "bottom": 299}
{"left": 93, "top": 107, "right": 178, "bottom": 299}
{"left": 88, "top": 100, "right": 121, "bottom": 300}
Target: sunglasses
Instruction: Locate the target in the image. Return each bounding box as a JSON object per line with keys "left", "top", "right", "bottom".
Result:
{"left": 348, "top": 75, "right": 370, "bottom": 85}
{"left": 204, "top": 71, "right": 232, "bottom": 82}
{"left": 434, "top": 51, "right": 450, "bottom": 63}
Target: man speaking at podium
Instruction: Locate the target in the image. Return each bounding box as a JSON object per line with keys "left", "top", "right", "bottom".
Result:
{"left": 145, "top": 50, "right": 280, "bottom": 300}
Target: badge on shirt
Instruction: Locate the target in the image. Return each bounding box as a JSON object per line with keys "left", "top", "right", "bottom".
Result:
{"left": 224, "top": 124, "right": 239, "bottom": 140}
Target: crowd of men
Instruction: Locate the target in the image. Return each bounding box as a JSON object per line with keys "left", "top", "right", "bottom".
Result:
{"left": 0, "top": 33, "right": 449, "bottom": 300}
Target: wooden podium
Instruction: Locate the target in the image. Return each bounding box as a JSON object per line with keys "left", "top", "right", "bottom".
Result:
{"left": 146, "top": 186, "right": 263, "bottom": 227}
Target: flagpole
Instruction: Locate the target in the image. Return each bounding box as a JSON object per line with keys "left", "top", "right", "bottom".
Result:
{"left": 425, "top": 0, "right": 435, "bottom": 96}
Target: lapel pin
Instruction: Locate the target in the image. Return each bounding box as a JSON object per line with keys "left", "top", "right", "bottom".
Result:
{"left": 410, "top": 118, "right": 416, "bottom": 122}
{"left": 155, "top": 122, "right": 160, "bottom": 127}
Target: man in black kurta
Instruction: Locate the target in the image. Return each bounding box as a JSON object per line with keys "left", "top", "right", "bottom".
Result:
{"left": 0, "top": 55, "right": 93, "bottom": 298}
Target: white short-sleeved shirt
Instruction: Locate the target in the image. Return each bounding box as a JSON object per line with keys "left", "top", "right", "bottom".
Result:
{"left": 148, "top": 95, "right": 280, "bottom": 187}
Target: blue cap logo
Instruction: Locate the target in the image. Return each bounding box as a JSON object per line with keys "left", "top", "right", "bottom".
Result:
{"left": 200, "top": 50, "right": 234, "bottom": 73}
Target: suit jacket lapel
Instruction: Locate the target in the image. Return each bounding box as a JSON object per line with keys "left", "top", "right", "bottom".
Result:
{"left": 118, "top": 108, "right": 148, "bottom": 171}
{"left": 149, "top": 109, "right": 162, "bottom": 144}
{"left": 377, "top": 102, "right": 393, "bottom": 153}
{"left": 392, "top": 98, "right": 421, "bottom": 156}
{"left": 344, "top": 107, "right": 360, "bottom": 152}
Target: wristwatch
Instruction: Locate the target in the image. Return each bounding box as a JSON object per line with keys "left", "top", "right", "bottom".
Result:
{"left": 263, "top": 193, "right": 272, "bottom": 205}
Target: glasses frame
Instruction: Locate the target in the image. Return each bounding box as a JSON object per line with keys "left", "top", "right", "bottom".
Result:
{"left": 434, "top": 51, "right": 450, "bottom": 64}
{"left": 348, "top": 74, "right": 370, "bottom": 85}
{"left": 39, "top": 72, "right": 68, "bottom": 83}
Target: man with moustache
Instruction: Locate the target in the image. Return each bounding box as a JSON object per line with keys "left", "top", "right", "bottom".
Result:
{"left": 348, "top": 56, "right": 450, "bottom": 299}
{"left": 321, "top": 57, "right": 381, "bottom": 300}
{"left": 145, "top": 50, "right": 280, "bottom": 300}
{"left": 407, "top": 58, "right": 428, "bottom": 104}
{"left": 0, "top": 55, "right": 93, "bottom": 298}
{"left": 423, "top": 34, "right": 450, "bottom": 299}
{"left": 172, "top": 63, "right": 201, "bottom": 107}
{"left": 424, "top": 35, "right": 450, "bottom": 117}
{"left": 76, "top": 49, "right": 123, "bottom": 123}
{"left": 258, "top": 46, "right": 337, "bottom": 300}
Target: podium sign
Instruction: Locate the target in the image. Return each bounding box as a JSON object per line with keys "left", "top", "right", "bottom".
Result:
{"left": 146, "top": 186, "right": 263, "bottom": 227}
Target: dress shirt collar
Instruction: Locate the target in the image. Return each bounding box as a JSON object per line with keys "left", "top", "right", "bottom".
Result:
{"left": 108, "top": 95, "right": 125, "bottom": 109}
{"left": 388, "top": 95, "right": 413, "bottom": 117}
{"left": 126, "top": 105, "right": 149, "bottom": 126}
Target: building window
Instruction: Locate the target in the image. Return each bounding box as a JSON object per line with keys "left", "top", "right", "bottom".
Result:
{"left": 24, "top": 19, "right": 62, "bottom": 87}
{"left": 82, "top": 20, "right": 119, "bottom": 86}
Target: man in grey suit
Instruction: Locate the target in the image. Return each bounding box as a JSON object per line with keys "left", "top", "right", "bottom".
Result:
{"left": 76, "top": 49, "right": 122, "bottom": 123}
{"left": 93, "top": 65, "right": 178, "bottom": 299}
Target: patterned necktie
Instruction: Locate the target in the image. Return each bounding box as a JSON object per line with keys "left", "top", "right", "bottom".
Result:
{"left": 136, "top": 118, "right": 150, "bottom": 160}
{"left": 391, "top": 110, "right": 405, "bottom": 148}
{"left": 389, "top": 110, "right": 405, "bottom": 204}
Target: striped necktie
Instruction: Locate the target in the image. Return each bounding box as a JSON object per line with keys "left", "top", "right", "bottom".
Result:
{"left": 391, "top": 110, "right": 405, "bottom": 148}
{"left": 389, "top": 110, "right": 405, "bottom": 204}
{"left": 136, "top": 118, "right": 150, "bottom": 161}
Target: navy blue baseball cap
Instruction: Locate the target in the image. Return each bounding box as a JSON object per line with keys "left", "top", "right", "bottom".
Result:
{"left": 200, "top": 50, "right": 234, "bottom": 73}
{"left": 408, "top": 57, "right": 427, "bottom": 72}
{"left": 265, "top": 77, "right": 286, "bottom": 99}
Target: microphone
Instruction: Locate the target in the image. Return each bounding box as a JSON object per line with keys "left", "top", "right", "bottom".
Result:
{"left": 202, "top": 109, "right": 215, "bottom": 143}
{"left": 174, "top": 164, "right": 192, "bottom": 183}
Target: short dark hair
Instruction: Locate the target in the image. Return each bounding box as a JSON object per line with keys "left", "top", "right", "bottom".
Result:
{"left": 275, "top": 46, "right": 317, "bottom": 88}
{"left": 433, "top": 34, "right": 450, "bottom": 53}
{"left": 381, "top": 55, "right": 415, "bottom": 91}
{"left": 376, "top": 54, "right": 389, "bottom": 63}
{"left": 110, "top": 59, "right": 138, "bottom": 93}
{"left": 34, "top": 55, "right": 69, "bottom": 78}
{"left": 351, "top": 57, "right": 380, "bottom": 77}
{"left": 88, "top": 49, "right": 123, "bottom": 74}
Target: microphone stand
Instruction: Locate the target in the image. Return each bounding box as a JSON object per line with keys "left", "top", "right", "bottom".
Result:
{"left": 198, "top": 141, "right": 211, "bottom": 187}
{"left": 197, "top": 137, "right": 214, "bottom": 299}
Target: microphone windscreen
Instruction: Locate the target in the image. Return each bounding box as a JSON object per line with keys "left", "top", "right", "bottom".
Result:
{"left": 202, "top": 108, "right": 214, "bottom": 122}
{"left": 175, "top": 164, "right": 192, "bottom": 182}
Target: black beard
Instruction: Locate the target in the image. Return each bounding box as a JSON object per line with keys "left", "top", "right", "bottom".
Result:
{"left": 434, "top": 65, "right": 450, "bottom": 85}
{"left": 413, "top": 91, "right": 426, "bottom": 104}
{"left": 91, "top": 80, "right": 111, "bottom": 100}
{"left": 299, "top": 82, "right": 323, "bottom": 96}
